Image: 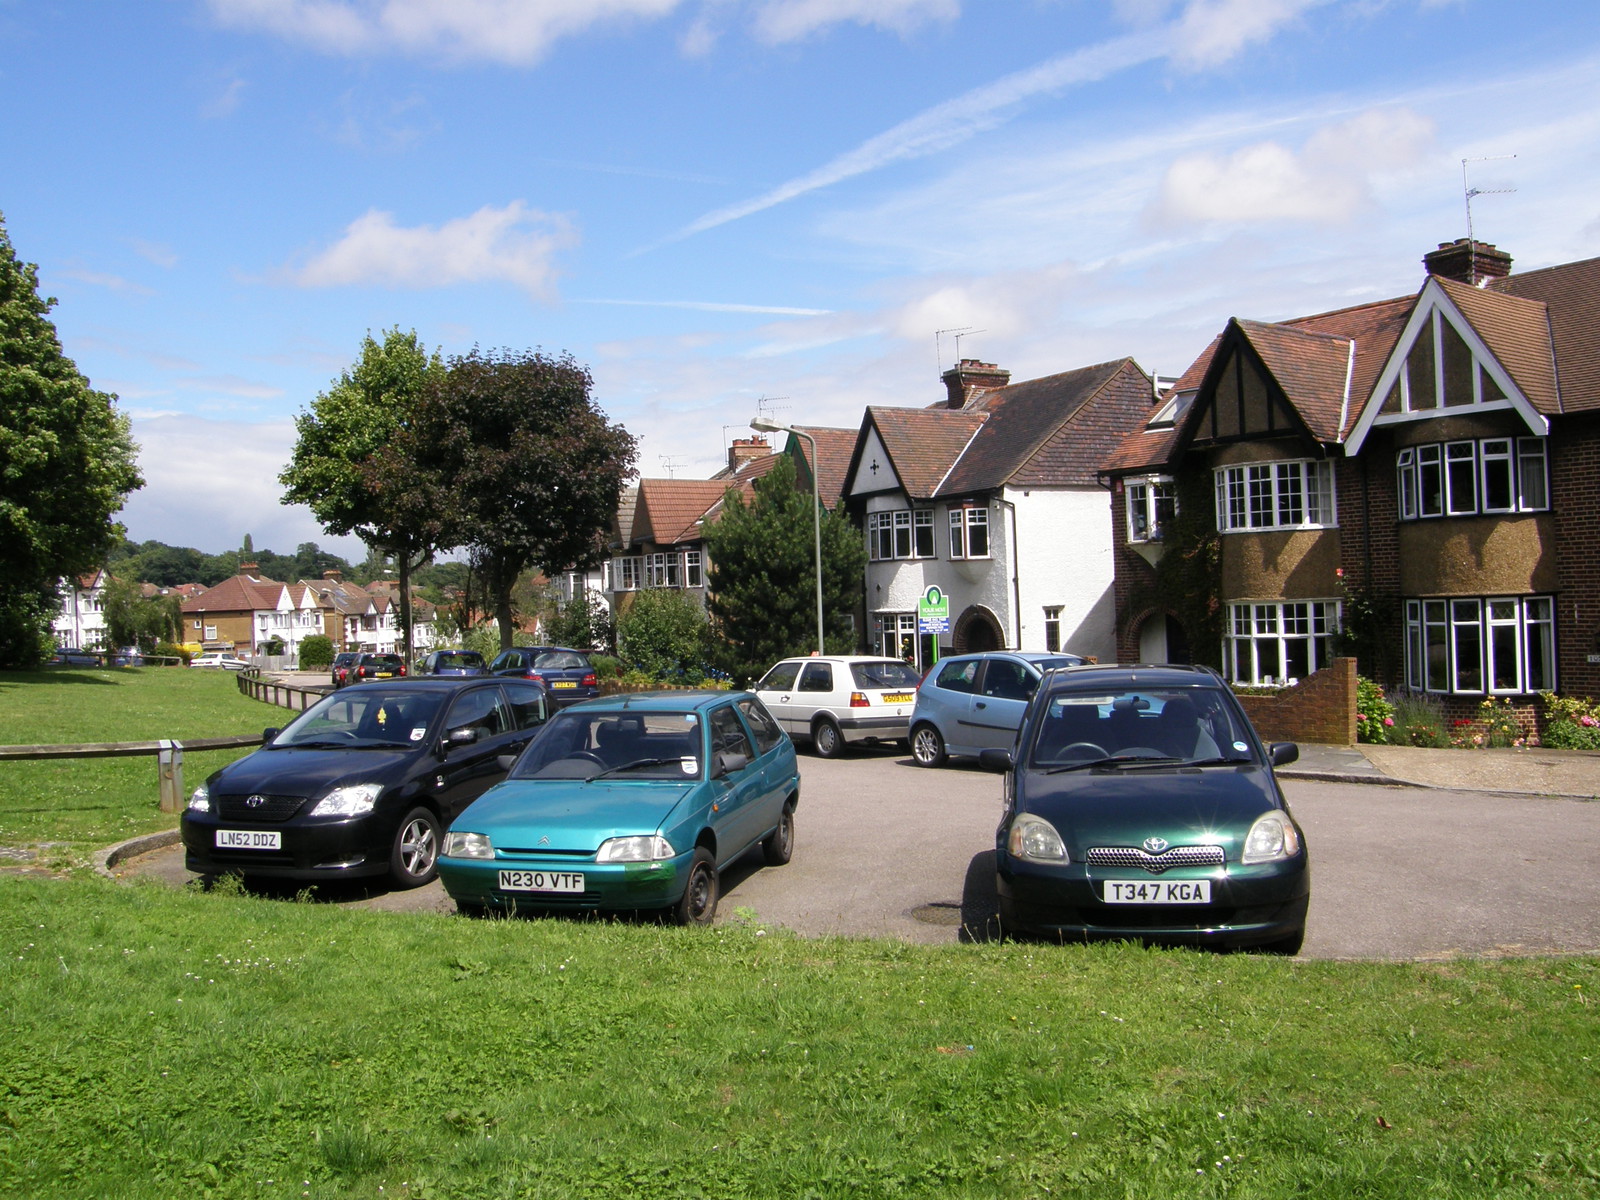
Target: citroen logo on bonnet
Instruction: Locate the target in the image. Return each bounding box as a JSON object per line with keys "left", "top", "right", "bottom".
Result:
{"left": 246, "top": 794, "right": 267, "bottom": 809}
{"left": 1143, "top": 836, "right": 1169, "bottom": 853}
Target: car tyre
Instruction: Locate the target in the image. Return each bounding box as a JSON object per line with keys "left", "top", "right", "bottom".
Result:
{"left": 1259, "top": 927, "right": 1305, "bottom": 956}
{"left": 672, "top": 847, "right": 719, "bottom": 926}
{"left": 911, "top": 723, "right": 947, "bottom": 768}
{"left": 762, "top": 803, "right": 795, "bottom": 866}
{"left": 389, "top": 806, "right": 441, "bottom": 889}
{"left": 811, "top": 717, "right": 844, "bottom": 759}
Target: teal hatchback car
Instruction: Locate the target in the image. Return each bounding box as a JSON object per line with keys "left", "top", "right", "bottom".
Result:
{"left": 438, "top": 690, "right": 799, "bottom": 924}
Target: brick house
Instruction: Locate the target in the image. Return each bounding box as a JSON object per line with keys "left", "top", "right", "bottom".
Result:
{"left": 1102, "top": 239, "right": 1600, "bottom": 727}
{"left": 841, "top": 358, "right": 1159, "bottom": 669}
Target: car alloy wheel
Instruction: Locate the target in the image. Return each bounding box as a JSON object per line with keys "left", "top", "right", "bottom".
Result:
{"left": 390, "top": 807, "right": 441, "bottom": 888}
{"left": 911, "top": 724, "right": 947, "bottom": 768}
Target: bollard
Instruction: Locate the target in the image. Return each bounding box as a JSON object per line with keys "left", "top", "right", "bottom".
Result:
{"left": 157, "top": 739, "right": 185, "bottom": 813}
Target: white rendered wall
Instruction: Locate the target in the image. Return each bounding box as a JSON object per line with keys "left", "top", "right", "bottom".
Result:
{"left": 1007, "top": 486, "right": 1118, "bottom": 661}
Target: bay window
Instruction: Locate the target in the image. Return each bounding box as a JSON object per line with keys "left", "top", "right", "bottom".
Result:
{"left": 1405, "top": 596, "right": 1554, "bottom": 694}
{"left": 949, "top": 506, "right": 990, "bottom": 558}
{"left": 1215, "top": 460, "right": 1335, "bottom": 532}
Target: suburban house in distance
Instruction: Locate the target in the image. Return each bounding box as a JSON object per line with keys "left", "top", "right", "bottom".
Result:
{"left": 1102, "top": 238, "right": 1600, "bottom": 724}
{"left": 52, "top": 569, "right": 108, "bottom": 650}
{"left": 841, "top": 358, "right": 1159, "bottom": 669}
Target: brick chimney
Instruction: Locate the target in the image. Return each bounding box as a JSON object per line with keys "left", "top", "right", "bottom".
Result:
{"left": 941, "top": 359, "right": 1011, "bottom": 409}
{"left": 239, "top": 562, "right": 259, "bottom": 575}
{"left": 322, "top": 569, "right": 343, "bottom": 582}
{"left": 728, "top": 436, "right": 771, "bottom": 472}
{"left": 1423, "top": 238, "right": 1512, "bottom": 286}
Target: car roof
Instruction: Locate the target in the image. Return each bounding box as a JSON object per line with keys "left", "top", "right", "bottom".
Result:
{"left": 339, "top": 676, "right": 512, "bottom": 693}
{"left": 1041, "top": 663, "right": 1225, "bottom": 690}
{"left": 563, "top": 689, "right": 749, "bottom": 713}
{"left": 772, "top": 655, "right": 909, "bottom": 666}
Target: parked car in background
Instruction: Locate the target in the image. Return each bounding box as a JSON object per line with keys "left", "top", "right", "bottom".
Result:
{"left": 419, "top": 649, "right": 489, "bottom": 677}
{"left": 190, "top": 651, "right": 250, "bottom": 670}
{"left": 438, "top": 690, "right": 798, "bottom": 924}
{"left": 349, "top": 653, "right": 406, "bottom": 683}
{"left": 490, "top": 646, "right": 598, "bottom": 707}
{"left": 752, "top": 655, "right": 923, "bottom": 757}
{"left": 331, "top": 652, "right": 361, "bottom": 689}
{"left": 181, "top": 677, "right": 549, "bottom": 888}
{"left": 984, "top": 663, "right": 1308, "bottom": 953}
{"left": 48, "top": 646, "right": 101, "bottom": 666}
{"left": 909, "top": 650, "right": 1084, "bottom": 767}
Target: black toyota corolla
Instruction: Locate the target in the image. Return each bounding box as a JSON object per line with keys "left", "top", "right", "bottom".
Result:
{"left": 181, "top": 678, "right": 547, "bottom": 888}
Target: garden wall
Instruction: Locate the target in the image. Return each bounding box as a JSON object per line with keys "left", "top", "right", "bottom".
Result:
{"left": 1235, "top": 657, "right": 1357, "bottom": 746}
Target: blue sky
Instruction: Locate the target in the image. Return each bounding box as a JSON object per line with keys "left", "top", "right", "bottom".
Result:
{"left": 3, "top": 0, "right": 1597, "bottom": 560}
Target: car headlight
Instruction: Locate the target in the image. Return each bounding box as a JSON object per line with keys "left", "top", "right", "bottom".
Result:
{"left": 596, "top": 835, "right": 675, "bottom": 863}
{"left": 309, "top": 782, "right": 384, "bottom": 817}
{"left": 187, "top": 783, "right": 211, "bottom": 813}
{"left": 443, "top": 831, "right": 495, "bottom": 859}
{"left": 1241, "top": 811, "right": 1302, "bottom": 864}
{"left": 1007, "top": 815, "right": 1068, "bottom": 862}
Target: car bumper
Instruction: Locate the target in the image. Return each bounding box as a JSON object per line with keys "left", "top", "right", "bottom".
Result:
{"left": 181, "top": 813, "right": 392, "bottom": 881}
{"left": 835, "top": 714, "right": 910, "bottom": 742}
{"left": 438, "top": 851, "right": 689, "bottom": 912}
{"left": 996, "top": 853, "right": 1309, "bottom": 948}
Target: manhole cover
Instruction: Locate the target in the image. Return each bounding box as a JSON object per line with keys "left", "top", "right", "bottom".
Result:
{"left": 909, "top": 901, "right": 964, "bottom": 927}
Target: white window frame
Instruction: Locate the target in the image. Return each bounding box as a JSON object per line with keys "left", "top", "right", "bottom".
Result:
{"left": 1214, "top": 460, "right": 1335, "bottom": 533}
{"left": 1397, "top": 436, "right": 1547, "bottom": 520}
{"left": 949, "top": 506, "right": 990, "bottom": 559}
{"left": 1405, "top": 595, "right": 1555, "bottom": 695}
{"left": 1125, "top": 477, "right": 1176, "bottom": 543}
{"left": 1223, "top": 600, "right": 1339, "bottom": 686}
{"left": 868, "top": 509, "right": 935, "bottom": 561}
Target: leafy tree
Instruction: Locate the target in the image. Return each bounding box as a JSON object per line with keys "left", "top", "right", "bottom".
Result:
{"left": 616, "top": 588, "right": 709, "bottom": 680}
{"left": 418, "top": 348, "right": 636, "bottom": 650}
{"left": 297, "top": 633, "right": 334, "bottom": 668}
{"left": 280, "top": 328, "right": 448, "bottom": 664}
{"left": 704, "top": 455, "right": 865, "bottom": 682}
{"left": 545, "top": 590, "right": 615, "bottom": 652}
{"left": 0, "top": 213, "right": 143, "bottom": 666}
{"left": 101, "top": 575, "right": 180, "bottom": 652}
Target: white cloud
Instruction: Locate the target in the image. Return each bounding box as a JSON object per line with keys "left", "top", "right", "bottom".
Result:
{"left": 204, "top": 0, "right": 683, "bottom": 65}
{"left": 748, "top": 0, "right": 958, "bottom": 43}
{"left": 577, "top": 298, "right": 831, "bottom": 315}
{"left": 1150, "top": 107, "right": 1436, "bottom": 225}
{"left": 129, "top": 239, "right": 179, "bottom": 269}
{"left": 282, "top": 202, "right": 578, "bottom": 299}
{"left": 202, "top": 76, "right": 248, "bottom": 118}
{"left": 1170, "top": 0, "right": 1328, "bottom": 71}
{"left": 55, "top": 267, "right": 156, "bottom": 296}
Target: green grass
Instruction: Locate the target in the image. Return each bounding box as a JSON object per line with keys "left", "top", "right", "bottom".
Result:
{"left": 0, "top": 669, "right": 281, "bottom": 856}
{"left": 1, "top": 875, "right": 1596, "bottom": 1199}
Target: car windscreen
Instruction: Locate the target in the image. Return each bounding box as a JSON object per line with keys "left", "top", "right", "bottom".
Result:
{"left": 511, "top": 709, "right": 703, "bottom": 780}
{"left": 1027, "top": 688, "right": 1256, "bottom": 767}
{"left": 533, "top": 651, "right": 587, "bottom": 670}
{"left": 274, "top": 688, "right": 444, "bottom": 748}
{"left": 851, "top": 660, "right": 923, "bottom": 689}
{"left": 437, "top": 652, "right": 485, "bottom": 668}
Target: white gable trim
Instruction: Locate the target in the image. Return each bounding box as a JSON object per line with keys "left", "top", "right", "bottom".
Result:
{"left": 847, "top": 426, "right": 904, "bottom": 497}
{"left": 1347, "top": 278, "right": 1548, "bottom": 454}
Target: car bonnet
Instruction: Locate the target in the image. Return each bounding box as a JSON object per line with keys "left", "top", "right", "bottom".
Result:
{"left": 208, "top": 743, "right": 421, "bottom": 797}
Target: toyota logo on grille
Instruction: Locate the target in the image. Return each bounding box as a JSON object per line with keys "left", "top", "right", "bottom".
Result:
{"left": 246, "top": 794, "right": 267, "bottom": 809}
{"left": 1143, "top": 836, "right": 1169, "bottom": 853}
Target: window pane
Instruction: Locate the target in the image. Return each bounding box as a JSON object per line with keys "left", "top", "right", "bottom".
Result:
{"left": 1450, "top": 599, "right": 1483, "bottom": 692}
{"left": 1480, "top": 440, "right": 1513, "bottom": 511}
{"left": 1127, "top": 484, "right": 1149, "bottom": 541}
{"left": 1518, "top": 440, "right": 1548, "bottom": 510}
{"left": 1418, "top": 445, "right": 1444, "bottom": 517}
{"left": 949, "top": 510, "right": 965, "bottom": 558}
{"left": 1446, "top": 442, "right": 1477, "bottom": 514}
{"left": 914, "top": 511, "right": 934, "bottom": 558}
{"left": 1248, "top": 465, "right": 1273, "bottom": 527}
{"left": 1525, "top": 597, "right": 1555, "bottom": 691}
{"left": 1276, "top": 462, "right": 1304, "bottom": 524}
{"left": 1397, "top": 448, "right": 1417, "bottom": 519}
{"left": 893, "top": 510, "right": 912, "bottom": 559}
{"left": 1424, "top": 600, "right": 1449, "bottom": 691}
{"left": 968, "top": 509, "right": 989, "bottom": 556}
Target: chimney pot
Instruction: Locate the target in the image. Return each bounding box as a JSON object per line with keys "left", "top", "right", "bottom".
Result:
{"left": 1423, "top": 238, "right": 1512, "bottom": 286}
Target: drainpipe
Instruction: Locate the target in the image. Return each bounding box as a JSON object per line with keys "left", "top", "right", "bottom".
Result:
{"left": 999, "top": 496, "right": 1022, "bottom": 649}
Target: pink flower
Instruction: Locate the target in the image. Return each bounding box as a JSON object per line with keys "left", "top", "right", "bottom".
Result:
{"left": 1384, "top": 717, "right": 1395, "bottom": 726}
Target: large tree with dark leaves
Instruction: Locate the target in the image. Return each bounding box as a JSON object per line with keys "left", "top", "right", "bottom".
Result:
{"left": 703, "top": 454, "right": 864, "bottom": 683}
{"left": 280, "top": 328, "right": 448, "bottom": 662}
{"left": 0, "top": 213, "right": 142, "bottom": 666}
{"left": 419, "top": 348, "right": 636, "bottom": 651}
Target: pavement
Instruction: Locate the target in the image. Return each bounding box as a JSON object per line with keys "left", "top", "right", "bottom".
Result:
{"left": 1279, "top": 741, "right": 1600, "bottom": 799}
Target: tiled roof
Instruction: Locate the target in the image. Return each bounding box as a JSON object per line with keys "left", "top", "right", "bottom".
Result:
{"left": 1487, "top": 256, "right": 1600, "bottom": 413}
{"left": 1232, "top": 320, "right": 1353, "bottom": 443}
{"left": 793, "top": 425, "right": 856, "bottom": 508}
{"left": 182, "top": 573, "right": 283, "bottom": 614}
{"left": 702, "top": 453, "right": 785, "bottom": 524}
{"left": 864, "top": 407, "right": 987, "bottom": 500}
{"left": 633, "top": 478, "right": 735, "bottom": 546}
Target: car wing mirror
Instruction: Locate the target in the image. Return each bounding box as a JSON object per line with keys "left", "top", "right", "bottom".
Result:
{"left": 1269, "top": 742, "right": 1299, "bottom": 767}
{"left": 262, "top": 728, "right": 280, "bottom": 744}
{"left": 713, "top": 750, "right": 749, "bottom": 778}
{"left": 446, "top": 727, "right": 480, "bottom": 750}
{"left": 495, "top": 753, "right": 518, "bottom": 771}
{"left": 978, "top": 748, "right": 1013, "bottom": 773}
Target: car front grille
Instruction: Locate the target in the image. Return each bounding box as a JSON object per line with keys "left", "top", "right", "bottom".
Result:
{"left": 217, "top": 794, "right": 309, "bottom": 822}
{"left": 1086, "top": 845, "right": 1226, "bottom": 874}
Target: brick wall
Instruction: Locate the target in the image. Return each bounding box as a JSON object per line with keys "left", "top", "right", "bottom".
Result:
{"left": 1235, "top": 656, "right": 1357, "bottom": 745}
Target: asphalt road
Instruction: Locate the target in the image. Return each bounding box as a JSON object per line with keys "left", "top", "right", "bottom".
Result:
{"left": 118, "top": 747, "right": 1600, "bottom": 959}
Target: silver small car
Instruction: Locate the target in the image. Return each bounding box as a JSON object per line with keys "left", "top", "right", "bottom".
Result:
{"left": 910, "top": 651, "right": 1083, "bottom": 767}
{"left": 753, "top": 655, "right": 924, "bottom": 757}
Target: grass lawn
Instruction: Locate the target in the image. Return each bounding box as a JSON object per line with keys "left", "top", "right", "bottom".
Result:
{"left": 1, "top": 874, "right": 1596, "bottom": 1199}
{"left": 0, "top": 668, "right": 284, "bottom": 857}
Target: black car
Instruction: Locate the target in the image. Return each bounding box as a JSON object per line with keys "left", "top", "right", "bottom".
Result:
{"left": 418, "top": 649, "right": 489, "bottom": 677}
{"left": 985, "top": 663, "right": 1309, "bottom": 953}
{"left": 490, "top": 645, "right": 599, "bottom": 707}
{"left": 350, "top": 652, "right": 406, "bottom": 684}
{"left": 330, "top": 652, "right": 361, "bottom": 689}
{"left": 181, "top": 678, "right": 548, "bottom": 888}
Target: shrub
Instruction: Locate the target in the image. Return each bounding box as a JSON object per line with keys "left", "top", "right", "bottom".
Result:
{"left": 1355, "top": 676, "right": 1395, "bottom": 744}
{"left": 616, "top": 589, "right": 710, "bottom": 681}
{"left": 1539, "top": 691, "right": 1600, "bottom": 751}
{"left": 154, "top": 641, "right": 191, "bottom": 665}
{"left": 589, "top": 654, "right": 623, "bottom": 679}
{"left": 1476, "top": 695, "right": 1524, "bottom": 748}
{"left": 297, "top": 634, "right": 334, "bottom": 669}
{"left": 1392, "top": 690, "right": 1449, "bottom": 747}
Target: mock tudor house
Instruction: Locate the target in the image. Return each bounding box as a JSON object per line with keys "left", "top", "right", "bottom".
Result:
{"left": 1103, "top": 238, "right": 1600, "bottom": 726}
{"left": 841, "top": 358, "right": 1159, "bottom": 669}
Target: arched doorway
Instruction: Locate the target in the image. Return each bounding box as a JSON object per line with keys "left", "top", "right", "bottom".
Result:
{"left": 954, "top": 606, "right": 1004, "bottom": 653}
{"left": 1136, "top": 613, "right": 1191, "bottom": 665}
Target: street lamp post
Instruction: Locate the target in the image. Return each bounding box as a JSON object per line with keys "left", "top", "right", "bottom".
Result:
{"left": 750, "top": 417, "right": 825, "bottom": 656}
